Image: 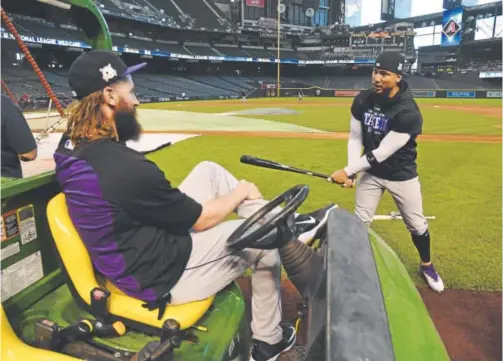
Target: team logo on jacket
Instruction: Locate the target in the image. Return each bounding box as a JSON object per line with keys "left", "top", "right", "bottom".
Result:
{"left": 363, "top": 111, "right": 389, "bottom": 132}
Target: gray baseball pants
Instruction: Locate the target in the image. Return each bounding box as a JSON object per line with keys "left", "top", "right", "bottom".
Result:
{"left": 168, "top": 161, "right": 284, "bottom": 345}
{"left": 354, "top": 171, "right": 428, "bottom": 235}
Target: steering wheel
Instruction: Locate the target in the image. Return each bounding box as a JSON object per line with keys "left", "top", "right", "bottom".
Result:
{"left": 226, "top": 184, "right": 309, "bottom": 251}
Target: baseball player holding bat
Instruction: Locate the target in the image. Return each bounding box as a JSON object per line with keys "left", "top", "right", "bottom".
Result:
{"left": 330, "top": 51, "right": 444, "bottom": 293}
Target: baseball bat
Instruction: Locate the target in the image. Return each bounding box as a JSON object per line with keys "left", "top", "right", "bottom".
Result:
{"left": 240, "top": 155, "right": 332, "bottom": 181}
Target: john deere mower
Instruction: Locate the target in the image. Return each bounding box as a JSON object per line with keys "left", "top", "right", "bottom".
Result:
{"left": 1, "top": 2, "right": 450, "bottom": 360}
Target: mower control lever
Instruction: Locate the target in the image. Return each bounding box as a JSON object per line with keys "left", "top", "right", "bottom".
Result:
{"left": 34, "top": 318, "right": 126, "bottom": 351}
{"left": 130, "top": 319, "right": 183, "bottom": 361}
{"left": 34, "top": 319, "right": 93, "bottom": 350}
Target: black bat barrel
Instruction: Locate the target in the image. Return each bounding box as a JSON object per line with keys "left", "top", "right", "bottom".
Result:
{"left": 240, "top": 155, "right": 331, "bottom": 180}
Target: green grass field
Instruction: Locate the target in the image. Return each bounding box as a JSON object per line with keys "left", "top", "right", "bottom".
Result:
{"left": 143, "top": 98, "right": 502, "bottom": 291}
{"left": 143, "top": 97, "right": 502, "bottom": 135}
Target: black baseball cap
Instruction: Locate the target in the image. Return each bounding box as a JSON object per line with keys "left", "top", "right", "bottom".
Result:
{"left": 374, "top": 51, "right": 406, "bottom": 75}
{"left": 68, "top": 50, "right": 147, "bottom": 99}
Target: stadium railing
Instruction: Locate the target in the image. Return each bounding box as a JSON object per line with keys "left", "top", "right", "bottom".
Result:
{"left": 7, "top": 85, "right": 501, "bottom": 112}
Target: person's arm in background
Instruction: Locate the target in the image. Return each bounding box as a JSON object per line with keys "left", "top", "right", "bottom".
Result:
{"left": 343, "top": 131, "right": 411, "bottom": 176}
{"left": 347, "top": 115, "right": 363, "bottom": 168}
{"left": 340, "top": 94, "right": 364, "bottom": 186}
{"left": 2, "top": 95, "right": 37, "bottom": 161}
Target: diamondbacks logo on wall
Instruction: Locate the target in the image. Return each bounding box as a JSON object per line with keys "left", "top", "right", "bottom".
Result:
{"left": 363, "top": 111, "right": 389, "bottom": 132}
{"left": 442, "top": 18, "right": 461, "bottom": 38}
{"left": 441, "top": 7, "right": 463, "bottom": 46}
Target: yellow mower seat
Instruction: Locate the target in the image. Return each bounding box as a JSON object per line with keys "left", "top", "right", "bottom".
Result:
{"left": 47, "top": 193, "right": 214, "bottom": 331}
{"left": 1, "top": 306, "right": 83, "bottom": 361}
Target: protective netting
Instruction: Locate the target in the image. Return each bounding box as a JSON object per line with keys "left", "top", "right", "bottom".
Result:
{"left": 1, "top": 8, "right": 67, "bottom": 141}
{"left": 1, "top": 79, "right": 18, "bottom": 104}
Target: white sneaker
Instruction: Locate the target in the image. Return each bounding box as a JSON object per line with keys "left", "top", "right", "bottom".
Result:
{"left": 249, "top": 324, "right": 297, "bottom": 361}
{"left": 295, "top": 204, "right": 338, "bottom": 244}
{"left": 420, "top": 263, "right": 445, "bottom": 293}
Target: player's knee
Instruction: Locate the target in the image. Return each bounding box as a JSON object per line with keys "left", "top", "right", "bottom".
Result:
{"left": 195, "top": 160, "right": 221, "bottom": 173}
{"left": 407, "top": 218, "right": 428, "bottom": 235}
{"left": 196, "top": 160, "right": 215, "bottom": 169}
{"left": 189, "top": 161, "right": 223, "bottom": 179}
{"left": 354, "top": 208, "right": 372, "bottom": 227}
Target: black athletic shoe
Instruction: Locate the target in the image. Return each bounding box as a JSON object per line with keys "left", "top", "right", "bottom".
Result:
{"left": 250, "top": 324, "right": 297, "bottom": 361}
{"left": 295, "top": 204, "right": 337, "bottom": 244}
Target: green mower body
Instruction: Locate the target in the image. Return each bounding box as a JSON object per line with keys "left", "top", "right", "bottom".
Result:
{"left": 1, "top": 2, "right": 450, "bottom": 359}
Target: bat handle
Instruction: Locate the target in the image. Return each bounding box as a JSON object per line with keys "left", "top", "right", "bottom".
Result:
{"left": 326, "top": 177, "right": 348, "bottom": 187}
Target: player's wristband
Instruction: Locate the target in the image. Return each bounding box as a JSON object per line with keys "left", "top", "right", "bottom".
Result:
{"left": 365, "top": 151, "right": 379, "bottom": 167}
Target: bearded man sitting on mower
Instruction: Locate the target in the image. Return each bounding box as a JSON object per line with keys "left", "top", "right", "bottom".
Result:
{"left": 53, "top": 50, "right": 335, "bottom": 361}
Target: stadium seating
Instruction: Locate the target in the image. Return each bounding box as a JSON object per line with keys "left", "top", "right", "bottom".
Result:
{"left": 154, "top": 41, "right": 192, "bottom": 55}
{"left": 5, "top": 68, "right": 502, "bottom": 105}
{"left": 296, "top": 49, "right": 323, "bottom": 61}
{"left": 2, "top": 9, "right": 501, "bottom": 108}
{"left": 8, "top": 14, "right": 79, "bottom": 41}
{"left": 242, "top": 47, "right": 276, "bottom": 59}
{"left": 218, "top": 76, "right": 257, "bottom": 91}
{"left": 112, "top": 36, "right": 154, "bottom": 50}
{"left": 185, "top": 75, "right": 243, "bottom": 93}
{"left": 174, "top": 0, "right": 227, "bottom": 31}
{"left": 184, "top": 43, "right": 220, "bottom": 56}
{"left": 213, "top": 45, "right": 251, "bottom": 58}
{"left": 131, "top": 74, "right": 238, "bottom": 98}
{"left": 96, "top": 0, "right": 168, "bottom": 25}
{"left": 4, "top": 59, "right": 502, "bottom": 104}
{"left": 2, "top": 69, "right": 48, "bottom": 98}
{"left": 405, "top": 76, "right": 439, "bottom": 90}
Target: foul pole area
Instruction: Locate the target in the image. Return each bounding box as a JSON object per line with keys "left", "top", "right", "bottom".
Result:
{"left": 276, "top": 1, "right": 283, "bottom": 97}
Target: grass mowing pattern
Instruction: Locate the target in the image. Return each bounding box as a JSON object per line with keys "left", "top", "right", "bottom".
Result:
{"left": 142, "top": 98, "right": 502, "bottom": 135}
{"left": 147, "top": 135, "right": 501, "bottom": 291}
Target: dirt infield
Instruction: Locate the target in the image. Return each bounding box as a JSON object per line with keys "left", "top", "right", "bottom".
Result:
{"left": 419, "top": 288, "right": 502, "bottom": 361}
{"left": 139, "top": 129, "right": 502, "bottom": 143}
{"left": 236, "top": 277, "right": 502, "bottom": 361}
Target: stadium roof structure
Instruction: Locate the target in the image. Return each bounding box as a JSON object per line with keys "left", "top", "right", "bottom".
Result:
{"left": 352, "top": 1, "right": 502, "bottom": 31}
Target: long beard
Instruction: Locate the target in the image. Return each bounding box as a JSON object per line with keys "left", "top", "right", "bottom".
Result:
{"left": 114, "top": 107, "right": 142, "bottom": 142}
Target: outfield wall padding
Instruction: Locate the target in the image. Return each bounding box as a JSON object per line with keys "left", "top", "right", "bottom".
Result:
{"left": 134, "top": 89, "right": 500, "bottom": 102}
{"left": 273, "top": 88, "right": 502, "bottom": 99}
{"left": 18, "top": 89, "right": 500, "bottom": 111}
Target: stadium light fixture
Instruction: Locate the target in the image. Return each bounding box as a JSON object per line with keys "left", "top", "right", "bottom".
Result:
{"left": 37, "top": 0, "right": 71, "bottom": 10}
